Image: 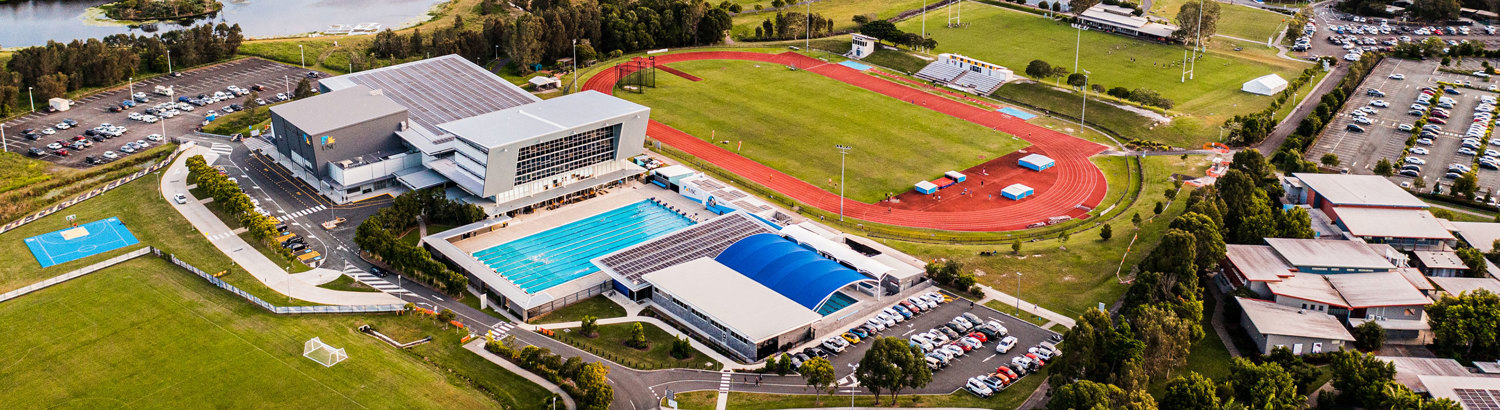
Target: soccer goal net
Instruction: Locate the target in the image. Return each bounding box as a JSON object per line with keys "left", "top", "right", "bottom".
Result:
{"left": 303, "top": 337, "right": 348, "bottom": 367}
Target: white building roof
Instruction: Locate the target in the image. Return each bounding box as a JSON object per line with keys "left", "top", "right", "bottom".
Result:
{"left": 1263, "top": 238, "right": 1396, "bottom": 270}
{"left": 1334, "top": 208, "right": 1456, "bottom": 240}
{"left": 528, "top": 76, "right": 559, "bottom": 86}
{"left": 653, "top": 164, "right": 696, "bottom": 180}
{"left": 1242, "top": 74, "right": 1289, "bottom": 96}
{"left": 1453, "top": 221, "right": 1500, "bottom": 252}
{"left": 1429, "top": 276, "right": 1500, "bottom": 296}
{"left": 1268, "top": 273, "right": 1348, "bottom": 307}
{"left": 1003, "top": 184, "right": 1032, "bottom": 196}
{"left": 1293, "top": 173, "right": 1429, "bottom": 208}
{"left": 1019, "top": 153, "right": 1054, "bottom": 167}
{"left": 437, "top": 90, "right": 649, "bottom": 149}
{"left": 1225, "top": 244, "right": 1295, "bottom": 282}
{"left": 1326, "top": 271, "right": 1431, "bottom": 308}
{"left": 1236, "top": 297, "right": 1355, "bottom": 341}
{"left": 644, "top": 258, "right": 822, "bottom": 342}
{"left": 780, "top": 224, "right": 891, "bottom": 277}
{"left": 1416, "top": 251, "right": 1470, "bottom": 270}
{"left": 1419, "top": 375, "right": 1500, "bottom": 408}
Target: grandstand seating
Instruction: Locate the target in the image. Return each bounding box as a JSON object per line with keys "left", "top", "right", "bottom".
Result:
{"left": 914, "top": 61, "right": 1003, "bottom": 96}
{"left": 914, "top": 62, "right": 965, "bottom": 82}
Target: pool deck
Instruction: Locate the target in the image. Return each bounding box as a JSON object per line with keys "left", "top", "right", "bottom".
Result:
{"left": 451, "top": 181, "right": 710, "bottom": 254}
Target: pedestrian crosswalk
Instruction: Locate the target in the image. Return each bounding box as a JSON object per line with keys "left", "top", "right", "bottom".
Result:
{"left": 718, "top": 371, "right": 733, "bottom": 393}
{"left": 209, "top": 143, "right": 235, "bottom": 156}
{"left": 284, "top": 205, "right": 327, "bottom": 218}
{"left": 205, "top": 231, "right": 236, "bottom": 241}
{"left": 343, "top": 262, "right": 410, "bottom": 295}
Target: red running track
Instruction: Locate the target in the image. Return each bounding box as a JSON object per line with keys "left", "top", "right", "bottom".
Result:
{"left": 585, "top": 51, "right": 1109, "bottom": 231}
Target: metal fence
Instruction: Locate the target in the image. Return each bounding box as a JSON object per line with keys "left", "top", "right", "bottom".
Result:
{"left": 155, "top": 247, "right": 405, "bottom": 314}
{"left": 0, "top": 247, "right": 153, "bottom": 303}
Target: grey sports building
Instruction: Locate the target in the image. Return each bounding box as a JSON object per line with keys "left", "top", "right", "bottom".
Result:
{"left": 264, "top": 54, "right": 649, "bottom": 211}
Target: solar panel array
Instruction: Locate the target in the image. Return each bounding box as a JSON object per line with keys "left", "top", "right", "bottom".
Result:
{"left": 596, "top": 212, "right": 776, "bottom": 285}
{"left": 341, "top": 56, "right": 539, "bottom": 140}
{"left": 1456, "top": 388, "right": 1500, "bottom": 410}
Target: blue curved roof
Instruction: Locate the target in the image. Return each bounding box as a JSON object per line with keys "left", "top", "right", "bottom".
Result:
{"left": 714, "top": 233, "right": 873, "bottom": 311}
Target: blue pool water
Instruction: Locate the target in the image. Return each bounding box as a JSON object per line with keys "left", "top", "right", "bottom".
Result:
{"left": 817, "top": 292, "right": 857, "bottom": 316}
{"left": 997, "top": 107, "right": 1037, "bottom": 120}
{"left": 473, "top": 200, "right": 694, "bottom": 293}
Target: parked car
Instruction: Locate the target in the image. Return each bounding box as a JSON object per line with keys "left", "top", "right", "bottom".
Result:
{"left": 966, "top": 377, "right": 994, "bottom": 397}
{"left": 996, "top": 336, "right": 1019, "bottom": 353}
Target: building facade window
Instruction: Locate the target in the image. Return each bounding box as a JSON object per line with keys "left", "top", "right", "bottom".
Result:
{"left": 514, "top": 125, "right": 617, "bottom": 185}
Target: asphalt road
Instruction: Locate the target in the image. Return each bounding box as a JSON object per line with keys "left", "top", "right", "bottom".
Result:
{"left": 1, "top": 58, "right": 313, "bottom": 167}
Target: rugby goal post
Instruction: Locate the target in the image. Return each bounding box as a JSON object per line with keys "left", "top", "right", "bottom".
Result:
{"left": 303, "top": 337, "right": 348, "bottom": 367}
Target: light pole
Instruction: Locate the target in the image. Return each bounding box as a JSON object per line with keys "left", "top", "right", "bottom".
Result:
{"left": 167, "top": 49, "right": 173, "bottom": 74}
{"left": 806, "top": 1, "right": 811, "bottom": 52}
{"left": 572, "top": 39, "right": 578, "bottom": 94}
{"left": 835, "top": 144, "right": 852, "bottom": 221}
{"left": 1, "top": 123, "right": 7, "bottom": 153}
{"left": 848, "top": 363, "right": 859, "bottom": 407}
{"left": 1079, "top": 69, "right": 1090, "bottom": 131}
{"left": 494, "top": 45, "right": 499, "bottom": 61}
{"left": 922, "top": 0, "right": 927, "bottom": 38}
{"left": 128, "top": 76, "right": 134, "bottom": 100}
{"left": 298, "top": 44, "right": 305, "bottom": 68}
{"left": 27, "top": 86, "right": 34, "bottom": 113}
{"left": 284, "top": 75, "right": 290, "bottom": 95}
{"left": 1015, "top": 271, "right": 1023, "bottom": 316}
{"left": 1074, "top": 22, "right": 1082, "bottom": 73}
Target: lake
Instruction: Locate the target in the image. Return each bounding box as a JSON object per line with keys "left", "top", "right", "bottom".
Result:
{"left": 0, "top": 0, "right": 446, "bottom": 48}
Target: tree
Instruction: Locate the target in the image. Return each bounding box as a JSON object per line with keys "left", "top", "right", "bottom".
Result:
{"left": 1048, "top": 309, "right": 1145, "bottom": 387}
{"left": 36, "top": 73, "right": 68, "bottom": 100}
{"left": 1275, "top": 206, "right": 1315, "bottom": 239}
{"left": 437, "top": 309, "right": 457, "bottom": 328}
{"left": 1069, "top": 0, "right": 1101, "bottom": 15}
{"left": 293, "top": 77, "right": 315, "bottom": 99}
{"left": 852, "top": 337, "right": 930, "bottom": 404}
{"left": 801, "top": 357, "right": 836, "bottom": 404}
{"left": 776, "top": 353, "right": 792, "bottom": 376}
{"left": 1131, "top": 212, "right": 1142, "bottom": 228}
{"left": 1374, "top": 158, "right": 1394, "bottom": 176}
{"left": 669, "top": 336, "right": 691, "bottom": 359}
{"left": 1161, "top": 372, "right": 1220, "bottom": 409}
{"left": 1047, "top": 379, "right": 1158, "bottom": 409}
{"left": 1169, "top": 212, "right": 1225, "bottom": 273}
{"left": 1131, "top": 304, "right": 1200, "bottom": 381}
{"left": 1025, "top": 59, "right": 1055, "bottom": 78}
{"left": 1153, "top": 201, "right": 1163, "bottom": 215}
{"left": 1454, "top": 171, "right": 1481, "bottom": 198}
{"left": 242, "top": 90, "right": 260, "bottom": 114}
{"left": 1330, "top": 350, "right": 1397, "bottom": 409}
{"left": 858, "top": 20, "right": 903, "bottom": 44}
{"left": 1100, "top": 223, "right": 1113, "bottom": 240}
{"left": 1320, "top": 153, "right": 1340, "bottom": 167}
{"left": 626, "top": 322, "right": 648, "bottom": 349}
{"left": 1428, "top": 289, "right": 1500, "bottom": 360}
{"left": 1458, "top": 247, "right": 1487, "bottom": 276}
{"left": 1354, "top": 320, "right": 1386, "bottom": 351}
{"left": 1265, "top": 346, "right": 1322, "bottom": 394}
{"left": 1226, "top": 358, "right": 1306, "bottom": 409}
{"left": 1012, "top": 240, "right": 1022, "bottom": 254}
{"left": 1067, "top": 72, "right": 1087, "bottom": 87}
{"left": 576, "top": 362, "right": 614, "bottom": 410}
{"left": 1173, "top": 0, "right": 1221, "bottom": 47}
{"left": 1412, "top": 0, "right": 1461, "bottom": 21}
{"left": 1382, "top": 382, "right": 1464, "bottom": 410}
{"left": 580, "top": 315, "right": 598, "bottom": 337}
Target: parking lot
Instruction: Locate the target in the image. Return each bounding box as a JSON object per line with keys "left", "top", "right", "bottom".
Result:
{"left": 1306, "top": 58, "right": 1500, "bottom": 195}
{"left": 0, "top": 58, "right": 315, "bottom": 167}
{"left": 810, "top": 290, "right": 1061, "bottom": 395}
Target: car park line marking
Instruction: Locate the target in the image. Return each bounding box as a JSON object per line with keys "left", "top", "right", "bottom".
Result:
{"left": 983, "top": 354, "right": 996, "bottom": 362}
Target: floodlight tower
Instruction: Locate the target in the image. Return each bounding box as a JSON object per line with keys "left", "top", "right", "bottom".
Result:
{"left": 835, "top": 144, "right": 852, "bottom": 221}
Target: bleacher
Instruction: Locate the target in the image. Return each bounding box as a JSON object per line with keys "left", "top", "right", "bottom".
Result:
{"left": 954, "top": 73, "right": 1003, "bottom": 96}
{"left": 914, "top": 61, "right": 965, "bottom": 82}
{"left": 914, "top": 61, "right": 1003, "bottom": 96}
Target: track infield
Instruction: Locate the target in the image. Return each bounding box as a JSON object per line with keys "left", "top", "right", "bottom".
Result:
{"left": 586, "top": 51, "right": 1110, "bottom": 231}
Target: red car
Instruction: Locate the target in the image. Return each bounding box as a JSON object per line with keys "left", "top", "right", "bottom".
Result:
{"left": 996, "top": 366, "right": 1019, "bottom": 379}
{"left": 72, "top": 135, "right": 86, "bottom": 141}
{"left": 54, "top": 148, "right": 69, "bottom": 156}
{"left": 1025, "top": 353, "right": 1045, "bottom": 367}
{"left": 1429, "top": 117, "right": 1448, "bottom": 125}
{"left": 968, "top": 332, "right": 988, "bottom": 343}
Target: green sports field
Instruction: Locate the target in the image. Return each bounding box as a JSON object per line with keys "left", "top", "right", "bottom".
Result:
{"left": 1216, "top": 4, "right": 1291, "bottom": 43}
{"left": 622, "top": 59, "right": 1029, "bottom": 203}
{"left": 0, "top": 256, "right": 552, "bottom": 408}
{"left": 898, "top": 3, "right": 1306, "bottom": 121}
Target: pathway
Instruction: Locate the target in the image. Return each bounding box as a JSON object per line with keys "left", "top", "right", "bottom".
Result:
{"left": 464, "top": 340, "right": 579, "bottom": 410}
{"left": 160, "top": 144, "right": 403, "bottom": 306}
{"left": 585, "top": 51, "right": 1109, "bottom": 231}
{"left": 975, "top": 283, "right": 1076, "bottom": 328}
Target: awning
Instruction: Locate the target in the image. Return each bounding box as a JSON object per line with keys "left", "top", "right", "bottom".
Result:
{"left": 396, "top": 168, "right": 449, "bottom": 190}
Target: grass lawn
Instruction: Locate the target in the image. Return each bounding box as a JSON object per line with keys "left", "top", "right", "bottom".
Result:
{"left": 730, "top": 0, "right": 930, "bottom": 38}
{"left": 862, "top": 48, "right": 931, "bottom": 74}
{"left": 317, "top": 274, "right": 381, "bottom": 292}
{"left": 992, "top": 81, "right": 1211, "bottom": 148}
{"left": 621, "top": 59, "right": 1029, "bottom": 202}
{"left": 668, "top": 371, "right": 1042, "bottom": 409}
{"left": 886, "top": 154, "right": 1210, "bottom": 320}
{"left": 0, "top": 256, "right": 552, "bottom": 408}
{"left": 554, "top": 321, "right": 722, "bottom": 370}
{"left": 1217, "top": 5, "right": 1291, "bottom": 43}
{"left": 0, "top": 171, "right": 314, "bottom": 305}
{"left": 0, "top": 151, "right": 60, "bottom": 194}
{"left": 529, "top": 295, "right": 627, "bottom": 324}
{"left": 898, "top": 3, "right": 1304, "bottom": 126}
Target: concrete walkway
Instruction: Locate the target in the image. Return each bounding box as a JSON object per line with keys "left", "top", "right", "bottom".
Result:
{"left": 161, "top": 144, "right": 403, "bottom": 306}
{"left": 975, "top": 284, "right": 1077, "bottom": 329}
{"left": 464, "top": 339, "right": 578, "bottom": 410}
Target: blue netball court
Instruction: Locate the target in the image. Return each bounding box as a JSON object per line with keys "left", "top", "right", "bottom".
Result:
{"left": 24, "top": 217, "right": 140, "bottom": 268}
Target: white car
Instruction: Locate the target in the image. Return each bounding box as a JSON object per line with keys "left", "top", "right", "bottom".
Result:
{"left": 1406, "top": 156, "right": 1427, "bottom": 165}
{"left": 174, "top": 193, "right": 188, "bottom": 204}
{"left": 1411, "top": 147, "right": 1430, "bottom": 155}
{"left": 1398, "top": 123, "right": 1414, "bottom": 131}
{"left": 1011, "top": 355, "right": 1034, "bottom": 369}
{"left": 966, "top": 377, "right": 994, "bottom": 398}
{"left": 54, "top": 122, "right": 70, "bottom": 129}
{"left": 41, "top": 127, "right": 55, "bottom": 135}
{"left": 146, "top": 134, "right": 163, "bottom": 142}
{"left": 1371, "top": 100, "right": 1389, "bottom": 107}
{"left": 996, "top": 336, "right": 1019, "bottom": 353}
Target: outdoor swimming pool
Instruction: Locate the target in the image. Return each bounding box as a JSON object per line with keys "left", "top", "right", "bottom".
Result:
{"left": 473, "top": 200, "right": 695, "bottom": 293}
